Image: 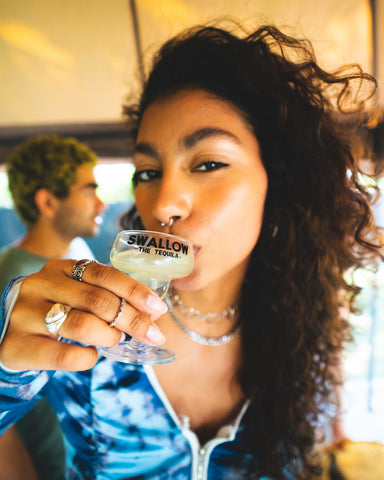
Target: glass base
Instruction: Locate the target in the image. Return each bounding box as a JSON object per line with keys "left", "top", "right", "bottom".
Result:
{"left": 99, "top": 340, "right": 176, "bottom": 365}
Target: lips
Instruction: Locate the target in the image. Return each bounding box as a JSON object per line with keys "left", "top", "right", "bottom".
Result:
{"left": 173, "top": 234, "right": 199, "bottom": 257}
{"left": 169, "top": 230, "right": 199, "bottom": 256}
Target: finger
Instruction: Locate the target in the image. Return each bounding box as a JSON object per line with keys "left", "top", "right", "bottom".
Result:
{"left": 62, "top": 259, "right": 168, "bottom": 318}
{"left": 0, "top": 331, "right": 98, "bottom": 372}
{"left": 21, "top": 274, "right": 124, "bottom": 324}
{"left": 18, "top": 276, "right": 166, "bottom": 346}
{"left": 59, "top": 299, "right": 165, "bottom": 347}
{"left": 105, "top": 307, "right": 166, "bottom": 346}
{"left": 9, "top": 296, "right": 120, "bottom": 346}
{"left": 57, "top": 309, "right": 123, "bottom": 347}
{"left": 50, "top": 259, "right": 167, "bottom": 343}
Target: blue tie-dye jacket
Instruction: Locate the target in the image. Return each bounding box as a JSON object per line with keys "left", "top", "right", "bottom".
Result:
{"left": 0, "top": 280, "right": 276, "bottom": 479}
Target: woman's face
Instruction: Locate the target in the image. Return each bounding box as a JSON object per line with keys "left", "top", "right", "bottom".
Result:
{"left": 133, "top": 89, "right": 268, "bottom": 291}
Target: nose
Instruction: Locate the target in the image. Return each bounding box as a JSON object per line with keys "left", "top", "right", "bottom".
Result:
{"left": 96, "top": 194, "right": 106, "bottom": 213}
{"left": 152, "top": 172, "right": 191, "bottom": 226}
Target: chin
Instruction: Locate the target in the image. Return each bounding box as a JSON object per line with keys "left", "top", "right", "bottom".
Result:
{"left": 88, "top": 226, "right": 100, "bottom": 237}
{"left": 171, "top": 270, "right": 207, "bottom": 292}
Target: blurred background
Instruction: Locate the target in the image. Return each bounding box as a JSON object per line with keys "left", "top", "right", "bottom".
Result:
{"left": 0, "top": 0, "right": 383, "bottom": 445}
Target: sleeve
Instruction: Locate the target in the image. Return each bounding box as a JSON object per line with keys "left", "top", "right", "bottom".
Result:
{"left": 0, "top": 277, "right": 23, "bottom": 344}
{"left": 0, "top": 278, "right": 54, "bottom": 434}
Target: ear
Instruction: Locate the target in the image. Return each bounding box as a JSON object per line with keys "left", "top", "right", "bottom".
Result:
{"left": 34, "top": 188, "right": 60, "bottom": 219}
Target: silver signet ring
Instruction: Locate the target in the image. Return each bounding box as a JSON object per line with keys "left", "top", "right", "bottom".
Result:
{"left": 45, "top": 303, "right": 71, "bottom": 336}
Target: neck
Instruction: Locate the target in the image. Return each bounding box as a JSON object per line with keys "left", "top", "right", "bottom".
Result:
{"left": 173, "top": 264, "right": 245, "bottom": 315}
{"left": 166, "top": 295, "right": 242, "bottom": 346}
{"left": 171, "top": 288, "right": 238, "bottom": 323}
{"left": 170, "top": 276, "right": 244, "bottom": 339}
{"left": 168, "top": 256, "right": 249, "bottom": 339}
{"left": 18, "top": 222, "right": 72, "bottom": 258}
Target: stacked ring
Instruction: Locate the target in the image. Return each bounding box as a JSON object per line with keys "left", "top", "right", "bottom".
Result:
{"left": 45, "top": 303, "right": 71, "bottom": 336}
{"left": 72, "top": 259, "right": 95, "bottom": 282}
{"left": 110, "top": 298, "right": 126, "bottom": 328}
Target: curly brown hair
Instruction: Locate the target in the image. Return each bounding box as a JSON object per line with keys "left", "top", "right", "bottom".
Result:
{"left": 6, "top": 135, "right": 97, "bottom": 225}
{"left": 123, "top": 24, "right": 383, "bottom": 479}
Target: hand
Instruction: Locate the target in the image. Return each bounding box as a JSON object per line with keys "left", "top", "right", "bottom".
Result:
{"left": 0, "top": 259, "right": 168, "bottom": 372}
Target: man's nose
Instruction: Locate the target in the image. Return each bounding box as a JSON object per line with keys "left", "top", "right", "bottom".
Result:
{"left": 96, "top": 195, "right": 106, "bottom": 212}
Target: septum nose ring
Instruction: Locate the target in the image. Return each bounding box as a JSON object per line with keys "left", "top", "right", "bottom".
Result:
{"left": 160, "top": 217, "right": 174, "bottom": 228}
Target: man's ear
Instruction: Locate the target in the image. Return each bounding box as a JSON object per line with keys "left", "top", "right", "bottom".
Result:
{"left": 34, "top": 188, "right": 60, "bottom": 218}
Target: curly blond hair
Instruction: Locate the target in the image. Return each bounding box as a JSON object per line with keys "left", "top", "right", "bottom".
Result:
{"left": 6, "top": 135, "right": 97, "bottom": 225}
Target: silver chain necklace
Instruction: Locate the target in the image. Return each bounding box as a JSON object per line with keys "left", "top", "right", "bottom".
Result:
{"left": 165, "top": 296, "right": 241, "bottom": 346}
{"left": 170, "top": 291, "right": 239, "bottom": 324}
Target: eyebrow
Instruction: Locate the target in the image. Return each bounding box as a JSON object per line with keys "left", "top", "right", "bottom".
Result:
{"left": 133, "top": 127, "right": 241, "bottom": 160}
{"left": 133, "top": 142, "right": 160, "bottom": 160}
{"left": 182, "top": 127, "right": 241, "bottom": 149}
{"left": 82, "top": 182, "right": 99, "bottom": 190}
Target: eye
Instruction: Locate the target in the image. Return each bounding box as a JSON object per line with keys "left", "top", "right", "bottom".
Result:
{"left": 133, "top": 169, "right": 161, "bottom": 184}
{"left": 83, "top": 186, "right": 98, "bottom": 197}
{"left": 193, "top": 160, "right": 228, "bottom": 172}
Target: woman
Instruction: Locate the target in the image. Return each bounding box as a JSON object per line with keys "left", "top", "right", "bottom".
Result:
{"left": 0, "top": 24, "right": 382, "bottom": 479}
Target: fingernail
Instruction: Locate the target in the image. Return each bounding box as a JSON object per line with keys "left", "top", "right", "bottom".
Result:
{"left": 146, "top": 325, "right": 165, "bottom": 344}
{"left": 146, "top": 295, "right": 168, "bottom": 314}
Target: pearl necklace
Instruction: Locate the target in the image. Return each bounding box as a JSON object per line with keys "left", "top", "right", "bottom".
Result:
{"left": 165, "top": 296, "right": 241, "bottom": 346}
{"left": 170, "top": 291, "right": 238, "bottom": 324}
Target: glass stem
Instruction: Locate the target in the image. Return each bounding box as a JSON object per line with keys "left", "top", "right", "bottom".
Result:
{"left": 128, "top": 338, "right": 152, "bottom": 351}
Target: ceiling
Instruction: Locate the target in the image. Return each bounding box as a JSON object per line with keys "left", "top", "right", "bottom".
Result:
{"left": 0, "top": 0, "right": 382, "bottom": 159}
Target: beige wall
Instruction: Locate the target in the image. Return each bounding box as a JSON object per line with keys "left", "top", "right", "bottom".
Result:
{"left": 0, "top": 0, "right": 137, "bottom": 125}
{"left": 137, "top": 0, "right": 372, "bottom": 70}
{"left": 0, "top": 0, "right": 380, "bottom": 126}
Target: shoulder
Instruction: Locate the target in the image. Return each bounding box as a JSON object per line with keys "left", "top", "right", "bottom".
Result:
{"left": 0, "top": 246, "right": 47, "bottom": 293}
{"left": 0, "top": 245, "right": 22, "bottom": 274}
{"left": 0, "top": 245, "right": 46, "bottom": 269}
{"left": 0, "top": 244, "right": 15, "bottom": 260}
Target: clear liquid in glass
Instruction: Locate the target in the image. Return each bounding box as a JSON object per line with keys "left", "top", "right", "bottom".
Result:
{"left": 99, "top": 230, "right": 194, "bottom": 364}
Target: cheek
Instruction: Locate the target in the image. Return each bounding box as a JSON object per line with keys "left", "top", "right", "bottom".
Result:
{"left": 196, "top": 184, "right": 265, "bottom": 280}
{"left": 134, "top": 190, "right": 153, "bottom": 222}
{"left": 207, "top": 179, "right": 266, "bottom": 240}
